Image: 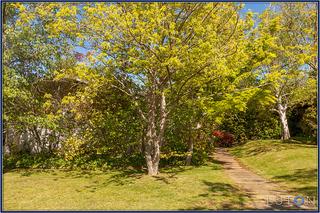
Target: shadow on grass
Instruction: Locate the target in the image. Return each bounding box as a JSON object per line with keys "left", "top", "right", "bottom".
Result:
{"left": 264, "top": 201, "right": 312, "bottom": 210}
{"left": 12, "top": 164, "right": 197, "bottom": 182}
{"left": 273, "top": 168, "right": 317, "bottom": 183}
{"left": 230, "top": 140, "right": 317, "bottom": 158}
{"left": 105, "top": 169, "right": 145, "bottom": 185}
{"left": 161, "top": 166, "right": 193, "bottom": 174}
{"left": 264, "top": 193, "right": 317, "bottom": 210}
{"left": 16, "top": 169, "right": 58, "bottom": 177}
{"left": 286, "top": 137, "right": 317, "bottom": 145}
{"left": 282, "top": 140, "right": 317, "bottom": 147}
{"left": 183, "top": 181, "right": 250, "bottom": 210}
{"left": 202, "top": 180, "right": 246, "bottom": 197}
{"left": 291, "top": 186, "right": 318, "bottom": 199}
{"left": 72, "top": 166, "right": 192, "bottom": 188}
{"left": 273, "top": 168, "right": 318, "bottom": 197}
{"left": 152, "top": 175, "right": 178, "bottom": 184}
{"left": 189, "top": 180, "right": 316, "bottom": 210}
{"left": 106, "top": 165, "right": 196, "bottom": 185}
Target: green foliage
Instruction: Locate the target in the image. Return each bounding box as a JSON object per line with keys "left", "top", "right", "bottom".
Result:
{"left": 220, "top": 111, "right": 281, "bottom": 142}
{"left": 3, "top": 154, "right": 65, "bottom": 170}
{"left": 60, "top": 136, "right": 87, "bottom": 161}
{"left": 299, "top": 106, "right": 317, "bottom": 138}
{"left": 288, "top": 103, "right": 317, "bottom": 139}
{"left": 220, "top": 115, "right": 248, "bottom": 143}
{"left": 3, "top": 2, "right": 317, "bottom": 171}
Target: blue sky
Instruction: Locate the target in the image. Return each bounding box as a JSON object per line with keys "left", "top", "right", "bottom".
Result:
{"left": 242, "top": 2, "right": 269, "bottom": 14}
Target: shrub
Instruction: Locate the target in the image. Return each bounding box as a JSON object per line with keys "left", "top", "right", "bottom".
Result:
{"left": 60, "top": 136, "right": 87, "bottom": 161}
{"left": 212, "top": 130, "right": 235, "bottom": 147}
{"left": 299, "top": 106, "right": 317, "bottom": 138}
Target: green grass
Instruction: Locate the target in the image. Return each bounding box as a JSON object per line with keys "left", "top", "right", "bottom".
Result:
{"left": 5, "top": 139, "right": 316, "bottom": 210}
{"left": 3, "top": 162, "right": 250, "bottom": 210}
{"left": 229, "top": 139, "right": 318, "bottom": 198}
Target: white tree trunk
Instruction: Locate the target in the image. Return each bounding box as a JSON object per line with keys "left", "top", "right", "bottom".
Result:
{"left": 278, "top": 103, "right": 290, "bottom": 140}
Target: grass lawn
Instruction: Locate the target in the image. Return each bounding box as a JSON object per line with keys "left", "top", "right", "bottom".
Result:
{"left": 229, "top": 140, "right": 318, "bottom": 198}
{"left": 3, "top": 162, "right": 250, "bottom": 210}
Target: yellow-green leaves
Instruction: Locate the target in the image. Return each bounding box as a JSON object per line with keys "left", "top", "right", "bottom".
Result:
{"left": 61, "top": 136, "right": 86, "bottom": 161}
{"left": 253, "top": 2, "right": 317, "bottom": 111}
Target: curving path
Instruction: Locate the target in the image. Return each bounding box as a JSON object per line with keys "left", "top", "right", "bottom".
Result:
{"left": 214, "top": 148, "right": 316, "bottom": 210}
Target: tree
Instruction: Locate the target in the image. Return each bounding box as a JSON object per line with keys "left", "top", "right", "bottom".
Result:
{"left": 4, "top": 2, "right": 315, "bottom": 173}
{"left": 253, "top": 2, "right": 317, "bottom": 140}
{"left": 3, "top": 3, "right": 77, "bottom": 153}
{"left": 62, "top": 2, "right": 251, "bottom": 175}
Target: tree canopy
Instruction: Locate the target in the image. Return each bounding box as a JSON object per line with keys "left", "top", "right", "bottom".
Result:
{"left": 3, "top": 2, "right": 317, "bottom": 175}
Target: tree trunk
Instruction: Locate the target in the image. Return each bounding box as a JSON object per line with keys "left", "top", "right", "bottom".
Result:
{"left": 144, "top": 91, "right": 158, "bottom": 176}
{"left": 278, "top": 103, "right": 290, "bottom": 140}
{"left": 158, "top": 91, "right": 167, "bottom": 147}
{"left": 144, "top": 123, "right": 161, "bottom": 176}
{"left": 144, "top": 91, "right": 167, "bottom": 176}
{"left": 185, "top": 134, "right": 193, "bottom": 166}
{"left": 185, "top": 122, "right": 201, "bottom": 166}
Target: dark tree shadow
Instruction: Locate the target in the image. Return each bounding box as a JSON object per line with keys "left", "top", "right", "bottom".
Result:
{"left": 183, "top": 179, "right": 318, "bottom": 210}
{"left": 104, "top": 169, "right": 145, "bottom": 186}
{"left": 104, "top": 166, "right": 192, "bottom": 186}
{"left": 202, "top": 180, "right": 244, "bottom": 197}
{"left": 264, "top": 198, "right": 318, "bottom": 210}
{"left": 63, "top": 170, "right": 97, "bottom": 179}
{"left": 210, "top": 159, "right": 227, "bottom": 165}
{"left": 162, "top": 166, "right": 194, "bottom": 172}
{"left": 20, "top": 170, "right": 34, "bottom": 177}
{"left": 16, "top": 169, "right": 58, "bottom": 177}
{"left": 230, "top": 140, "right": 317, "bottom": 158}
{"left": 273, "top": 168, "right": 318, "bottom": 197}
{"left": 152, "top": 175, "right": 178, "bottom": 184}
{"left": 273, "top": 169, "right": 317, "bottom": 183}
{"left": 265, "top": 201, "right": 299, "bottom": 210}
{"left": 183, "top": 181, "right": 250, "bottom": 210}
{"left": 284, "top": 138, "right": 317, "bottom": 146}
{"left": 69, "top": 167, "right": 189, "bottom": 192}
{"left": 290, "top": 186, "right": 318, "bottom": 198}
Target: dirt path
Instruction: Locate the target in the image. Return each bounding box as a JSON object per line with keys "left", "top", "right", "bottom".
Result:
{"left": 214, "top": 148, "right": 315, "bottom": 210}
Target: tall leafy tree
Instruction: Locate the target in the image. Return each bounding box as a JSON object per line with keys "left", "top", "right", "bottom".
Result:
{"left": 3, "top": 2, "right": 317, "bottom": 173}
{"left": 253, "top": 2, "right": 317, "bottom": 140}
{"left": 62, "top": 2, "right": 252, "bottom": 175}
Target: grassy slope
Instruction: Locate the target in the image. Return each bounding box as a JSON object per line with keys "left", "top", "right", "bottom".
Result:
{"left": 229, "top": 140, "right": 318, "bottom": 197}
{"left": 4, "top": 163, "right": 250, "bottom": 210}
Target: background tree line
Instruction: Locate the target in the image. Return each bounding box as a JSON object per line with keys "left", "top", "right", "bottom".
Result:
{"left": 2, "top": 2, "right": 317, "bottom": 175}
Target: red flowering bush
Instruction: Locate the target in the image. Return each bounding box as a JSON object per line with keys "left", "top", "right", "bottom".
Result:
{"left": 212, "top": 130, "right": 234, "bottom": 147}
